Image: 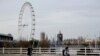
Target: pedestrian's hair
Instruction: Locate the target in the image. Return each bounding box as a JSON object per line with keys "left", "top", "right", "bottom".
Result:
{"left": 65, "top": 47, "right": 68, "bottom": 49}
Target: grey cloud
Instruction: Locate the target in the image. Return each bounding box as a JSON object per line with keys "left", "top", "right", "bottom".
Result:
{"left": 0, "top": 0, "right": 100, "bottom": 39}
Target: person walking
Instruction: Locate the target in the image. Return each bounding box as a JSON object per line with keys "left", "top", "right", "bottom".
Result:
{"left": 27, "top": 47, "right": 33, "bottom": 56}
{"left": 62, "top": 47, "right": 70, "bottom": 56}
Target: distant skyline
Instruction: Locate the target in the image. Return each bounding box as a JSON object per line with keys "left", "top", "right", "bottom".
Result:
{"left": 0, "top": 0, "right": 100, "bottom": 40}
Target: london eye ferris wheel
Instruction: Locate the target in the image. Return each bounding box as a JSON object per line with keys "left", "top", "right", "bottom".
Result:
{"left": 18, "top": 2, "right": 35, "bottom": 40}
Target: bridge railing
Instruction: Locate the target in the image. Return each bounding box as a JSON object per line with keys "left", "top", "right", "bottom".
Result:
{"left": 0, "top": 47, "right": 100, "bottom": 55}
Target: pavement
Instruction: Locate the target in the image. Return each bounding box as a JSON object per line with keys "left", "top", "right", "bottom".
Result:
{"left": 0, "top": 54, "right": 99, "bottom": 56}
{"left": 0, "top": 54, "right": 77, "bottom": 56}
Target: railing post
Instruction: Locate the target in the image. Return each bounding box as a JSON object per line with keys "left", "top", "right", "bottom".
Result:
{"left": 39, "top": 47, "right": 41, "bottom": 54}
{"left": 99, "top": 49, "right": 100, "bottom": 56}
{"left": 49, "top": 48, "right": 51, "bottom": 56}
{"left": 20, "top": 47, "right": 22, "bottom": 55}
{"left": 3, "top": 47, "right": 4, "bottom": 54}
{"left": 99, "top": 52, "right": 100, "bottom": 56}
{"left": 85, "top": 47, "right": 86, "bottom": 56}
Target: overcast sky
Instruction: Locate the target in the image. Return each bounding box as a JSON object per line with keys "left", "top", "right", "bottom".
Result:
{"left": 0, "top": 0, "right": 100, "bottom": 40}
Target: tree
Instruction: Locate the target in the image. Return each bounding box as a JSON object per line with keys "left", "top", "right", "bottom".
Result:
{"left": 39, "top": 32, "right": 49, "bottom": 48}
{"left": 39, "top": 39, "right": 49, "bottom": 48}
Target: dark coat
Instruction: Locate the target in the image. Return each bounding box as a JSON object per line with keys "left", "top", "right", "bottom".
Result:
{"left": 62, "top": 48, "right": 70, "bottom": 56}
{"left": 27, "top": 47, "right": 33, "bottom": 55}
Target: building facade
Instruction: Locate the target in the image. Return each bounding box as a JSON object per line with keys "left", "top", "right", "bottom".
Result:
{"left": 0, "top": 34, "right": 13, "bottom": 47}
